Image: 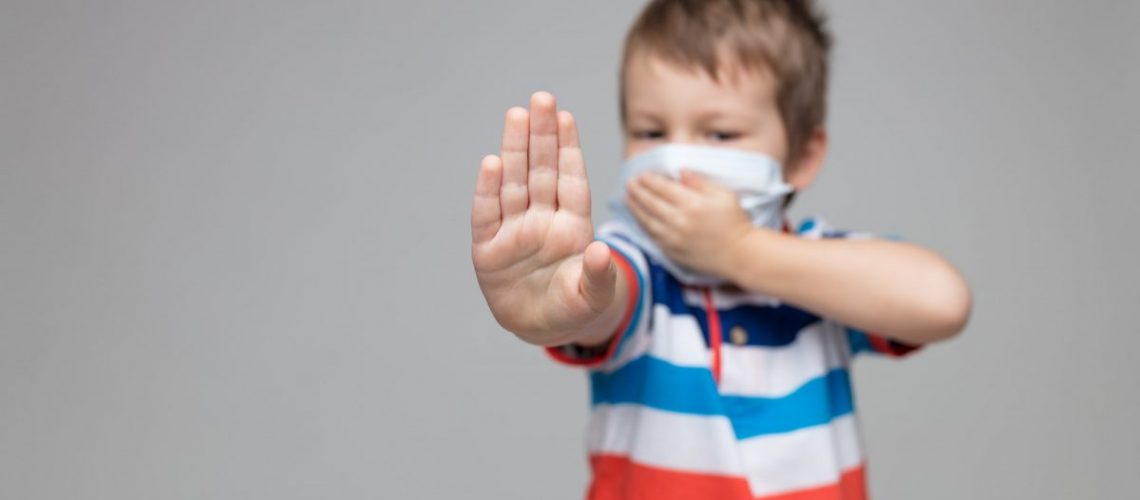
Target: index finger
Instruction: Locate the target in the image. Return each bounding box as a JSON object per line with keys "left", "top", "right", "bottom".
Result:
{"left": 635, "top": 172, "right": 693, "bottom": 204}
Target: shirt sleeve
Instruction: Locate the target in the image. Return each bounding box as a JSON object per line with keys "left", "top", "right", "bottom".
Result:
{"left": 845, "top": 327, "right": 922, "bottom": 358}
{"left": 544, "top": 233, "right": 651, "bottom": 370}
{"left": 798, "top": 217, "right": 923, "bottom": 359}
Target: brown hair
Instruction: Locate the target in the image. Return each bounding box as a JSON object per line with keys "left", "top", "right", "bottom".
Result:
{"left": 621, "top": 0, "right": 832, "bottom": 167}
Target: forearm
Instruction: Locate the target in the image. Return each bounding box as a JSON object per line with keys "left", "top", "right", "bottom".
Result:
{"left": 724, "top": 229, "right": 971, "bottom": 344}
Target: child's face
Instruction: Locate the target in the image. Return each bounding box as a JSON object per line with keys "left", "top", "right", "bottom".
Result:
{"left": 622, "top": 55, "right": 791, "bottom": 164}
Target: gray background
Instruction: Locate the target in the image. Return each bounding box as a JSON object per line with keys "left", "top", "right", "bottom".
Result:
{"left": 2, "top": 0, "right": 1138, "bottom": 498}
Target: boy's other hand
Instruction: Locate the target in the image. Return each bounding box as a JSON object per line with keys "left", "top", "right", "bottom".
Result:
{"left": 625, "top": 170, "right": 753, "bottom": 279}
{"left": 471, "top": 92, "right": 620, "bottom": 346}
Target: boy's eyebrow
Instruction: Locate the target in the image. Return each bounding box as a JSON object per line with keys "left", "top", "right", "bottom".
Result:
{"left": 693, "top": 108, "right": 754, "bottom": 124}
{"left": 624, "top": 110, "right": 664, "bottom": 123}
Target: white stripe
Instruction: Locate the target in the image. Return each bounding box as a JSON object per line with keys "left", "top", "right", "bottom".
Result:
{"left": 798, "top": 217, "right": 875, "bottom": 241}
{"left": 740, "top": 414, "right": 865, "bottom": 497}
{"left": 587, "top": 403, "right": 744, "bottom": 477}
{"left": 681, "top": 286, "right": 782, "bottom": 309}
{"left": 599, "top": 303, "right": 711, "bottom": 374}
{"left": 646, "top": 304, "right": 710, "bottom": 368}
{"left": 602, "top": 298, "right": 852, "bottom": 389}
{"left": 718, "top": 321, "right": 852, "bottom": 398}
{"left": 602, "top": 320, "right": 651, "bottom": 374}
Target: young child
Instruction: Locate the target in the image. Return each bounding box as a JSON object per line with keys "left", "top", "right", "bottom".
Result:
{"left": 470, "top": 1, "right": 971, "bottom": 498}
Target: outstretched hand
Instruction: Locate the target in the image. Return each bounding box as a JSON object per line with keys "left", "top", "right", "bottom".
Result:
{"left": 471, "top": 92, "right": 624, "bottom": 346}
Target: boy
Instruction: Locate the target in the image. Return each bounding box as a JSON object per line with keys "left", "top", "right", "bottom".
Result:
{"left": 470, "top": 0, "right": 971, "bottom": 498}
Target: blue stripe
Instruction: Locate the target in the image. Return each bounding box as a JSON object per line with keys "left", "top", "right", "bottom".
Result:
{"left": 590, "top": 355, "right": 854, "bottom": 438}
{"left": 846, "top": 328, "right": 874, "bottom": 355}
{"left": 590, "top": 355, "right": 721, "bottom": 414}
{"left": 712, "top": 304, "right": 820, "bottom": 348}
{"left": 724, "top": 369, "right": 854, "bottom": 439}
{"left": 646, "top": 260, "right": 820, "bottom": 348}
{"left": 797, "top": 218, "right": 817, "bottom": 234}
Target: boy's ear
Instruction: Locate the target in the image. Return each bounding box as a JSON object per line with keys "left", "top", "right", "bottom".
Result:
{"left": 785, "top": 127, "right": 828, "bottom": 190}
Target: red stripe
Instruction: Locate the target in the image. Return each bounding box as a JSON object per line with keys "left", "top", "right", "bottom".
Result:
{"left": 588, "top": 454, "right": 754, "bottom": 500}
{"left": 865, "top": 332, "right": 920, "bottom": 357}
{"left": 703, "top": 288, "right": 723, "bottom": 384}
{"left": 545, "top": 247, "right": 640, "bottom": 368}
{"left": 756, "top": 466, "right": 868, "bottom": 500}
{"left": 588, "top": 455, "right": 867, "bottom": 500}
{"left": 865, "top": 334, "right": 893, "bottom": 355}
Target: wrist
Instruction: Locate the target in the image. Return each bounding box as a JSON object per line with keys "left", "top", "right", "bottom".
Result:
{"left": 570, "top": 306, "right": 624, "bottom": 347}
{"left": 720, "top": 227, "right": 786, "bottom": 291}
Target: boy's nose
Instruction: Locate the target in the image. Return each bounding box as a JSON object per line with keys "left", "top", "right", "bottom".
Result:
{"left": 666, "top": 132, "right": 698, "bottom": 145}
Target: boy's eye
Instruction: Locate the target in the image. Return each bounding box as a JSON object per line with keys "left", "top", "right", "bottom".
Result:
{"left": 631, "top": 130, "right": 665, "bottom": 141}
{"left": 707, "top": 131, "right": 741, "bottom": 142}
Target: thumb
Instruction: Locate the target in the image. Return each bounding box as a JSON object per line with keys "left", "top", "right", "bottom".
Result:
{"left": 579, "top": 240, "right": 617, "bottom": 313}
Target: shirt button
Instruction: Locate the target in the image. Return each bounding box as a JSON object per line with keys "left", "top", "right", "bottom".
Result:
{"left": 730, "top": 326, "right": 748, "bottom": 346}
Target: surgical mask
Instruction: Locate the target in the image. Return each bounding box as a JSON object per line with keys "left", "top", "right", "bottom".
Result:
{"left": 608, "top": 143, "right": 794, "bottom": 285}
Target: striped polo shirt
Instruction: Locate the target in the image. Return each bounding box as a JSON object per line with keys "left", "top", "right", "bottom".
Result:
{"left": 547, "top": 217, "right": 919, "bottom": 500}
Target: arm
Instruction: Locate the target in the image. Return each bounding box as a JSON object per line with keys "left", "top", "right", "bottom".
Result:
{"left": 625, "top": 171, "right": 971, "bottom": 345}
{"left": 471, "top": 92, "right": 629, "bottom": 347}
{"left": 723, "top": 230, "right": 971, "bottom": 344}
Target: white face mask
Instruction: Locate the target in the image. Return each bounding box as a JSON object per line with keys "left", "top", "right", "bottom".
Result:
{"left": 608, "top": 143, "right": 794, "bottom": 285}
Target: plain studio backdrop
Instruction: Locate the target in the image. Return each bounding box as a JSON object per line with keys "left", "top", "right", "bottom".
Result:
{"left": 2, "top": 1, "right": 1138, "bottom": 498}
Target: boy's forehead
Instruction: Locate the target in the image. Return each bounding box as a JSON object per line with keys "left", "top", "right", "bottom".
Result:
{"left": 632, "top": 49, "right": 772, "bottom": 82}
{"left": 623, "top": 54, "right": 777, "bottom": 111}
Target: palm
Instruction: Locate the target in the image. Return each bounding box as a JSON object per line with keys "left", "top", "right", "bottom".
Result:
{"left": 471, "top": 92, "right": 610, "bottom": 343}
